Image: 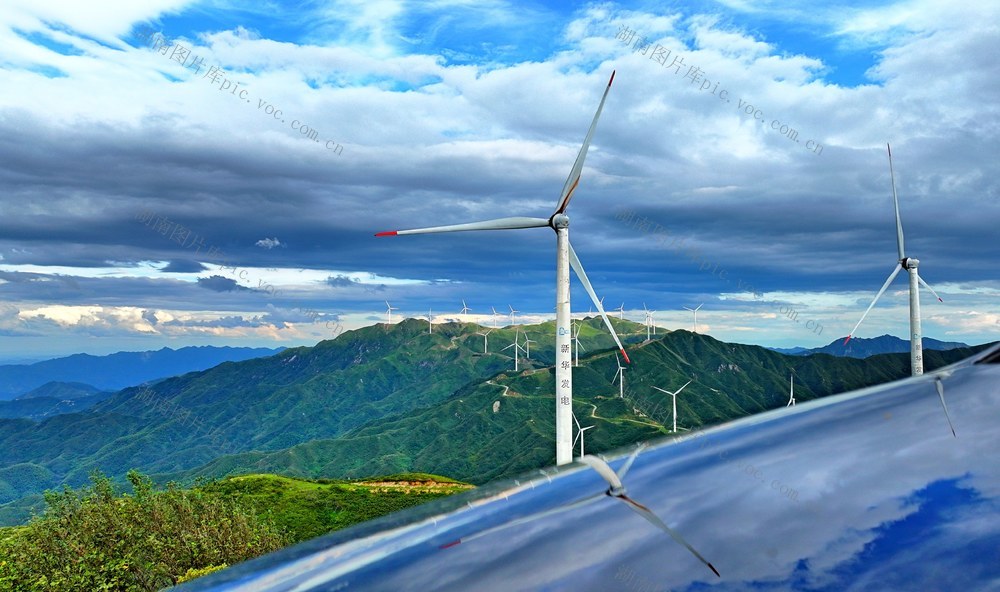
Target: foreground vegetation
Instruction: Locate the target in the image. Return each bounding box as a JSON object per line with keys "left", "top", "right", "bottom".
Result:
{"left": 0, "top": 471, "right": 470, "bottom": 591}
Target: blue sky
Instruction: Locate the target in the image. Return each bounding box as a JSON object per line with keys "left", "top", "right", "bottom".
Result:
{"left": 0, "top": 0, "right": 998, "bottom": 360}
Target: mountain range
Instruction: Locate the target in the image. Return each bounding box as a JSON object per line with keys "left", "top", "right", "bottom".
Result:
{"left": 770, "top": 334, "right": 969, "bottom": 358}
{"left": 0, "top": 345, "right": 285, "bottom": 400}
{"left": 0, "top": 320, "right": 988, "bottom": 525}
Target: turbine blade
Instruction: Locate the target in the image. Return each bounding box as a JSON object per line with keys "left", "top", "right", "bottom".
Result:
{"left": 934, "top": 376, "right": 957, "bottom": 438}
{"left": 844, "top": 264, "right": 903, "bottom": 344}
{"left": 568, "top": 243, "right": 630, "bottom": 363}
{"left": 615, "top": 444, "right": 646, "bottom": 480}
{"left": 553, "top": 71, "right": 615, "bottom": 215}
{"left": 918, "top": 275, "right": 944, "bottom": 302}
{"left": 673, "top": 380, "right": 692, "bottom": 396}
{"left": 376, "top": 217, "right": 548, "bottom": 237}
{"left": 578, "top": 454, "right": 624, "bottom": 490}
{"left": 887, "top": 143, "right": 906, "bottom": 260}
{"left": 618, "top": 495, "right": 721, "bottom": 578}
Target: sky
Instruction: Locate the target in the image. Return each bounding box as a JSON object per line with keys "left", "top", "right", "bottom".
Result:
{"left": 1, "top": 0, "right": 998, "bottom": 361}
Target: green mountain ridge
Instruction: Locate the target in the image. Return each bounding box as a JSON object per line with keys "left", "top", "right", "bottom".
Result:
{"left": 0, "top": 319, "right": 987, "bottom": 525}
{"left": 161, "top": 330, "right": 983, "bottom": 488}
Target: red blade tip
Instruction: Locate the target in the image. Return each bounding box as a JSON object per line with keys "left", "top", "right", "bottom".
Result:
{"left": 375, "top": 231, "right": 398, "bottom": 237}
{"left": 440, "top": 540, "right": 461, "bottom": 549}
{"left": 843, "top": 335, "right": 852, "bottom": 345}
{"left": 608, "top": 70, "right": 615, "bottom": 86}
{"left": 621, "top": 349, "right": 631, "bottom": 364}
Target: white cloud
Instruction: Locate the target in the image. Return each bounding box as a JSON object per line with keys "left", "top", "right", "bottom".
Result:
{"left": 255, "top": 237, "right": 283, "bottom": 249}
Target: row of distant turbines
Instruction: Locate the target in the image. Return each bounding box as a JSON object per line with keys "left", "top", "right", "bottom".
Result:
{"left": 382, "top": 299, "right": 706, "bottom": 335}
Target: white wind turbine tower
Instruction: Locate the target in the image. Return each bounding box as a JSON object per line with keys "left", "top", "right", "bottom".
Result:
{"left": 384, "top": 301, "right": 398, "bottom": 325}
{"left": 613, "top": 353, "right": 626, "bottom": 398}
{"left": 507, "top": 304, "right": 519, "bottom": 326}
{"left": 683, "top": 303, "right": 703, "bottom": 333}
{"left": 643, "top": 303, "right": 657, "bottom": 340}
{"left": 572, "top": 321, "right": 586, "bottom": 367}
{"left": 377, "top": 71, "right": 628, "bottom": 466}
{"left": 844, "top": 143, "right": 943, "bottom": 376}
{"left": 652, "top": 380, "right": 692, "bottom": 433}
{"left": 502, "top": 330, "right": 527, "bottom": 372}
{"left": 491, "top": 306, "right": 501, "bottom": 329}
{"left": 523, "top": 335, "right": 537, "bottom": 359}
{"left": 427, "top": 308, "right": 434, "bottom": 334}
{"left": 475, "top": 328, "right": 493, "bottom": 353}
{"left": 572, "top": 412, "right": 595, "bottom": 457}
{"left": 614, "top": 302, "right": 625, "bottom": 320}
{"left": 786, "top": 373, "right": 795, "bottom": 407}
{"left": 460, "top": 300, "right": 471, "bottom": 316}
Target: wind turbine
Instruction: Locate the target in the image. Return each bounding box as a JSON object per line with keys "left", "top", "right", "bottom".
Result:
{"left": 460, "top": 300, "right": 471, "bottom": 316}
{"left": 384, "top": 301, "right": 398, "bottom": 325}
{"left": 786, "top": 374, "right": 795, "bottom": 407}
{"left": 427, "top": 308, "right": 434, "bottom": 334}
{"left": 377, "top": 71, "right": 629, "bottom": 466}
{"left": 652, "top": 380, "right": 692, "bottom": 433}
{"left": 475, "top": 328, "right": 493, "bottom": 353}
{"left": 643, "top": 303, "right": 657, "bottom": 340}
{"left": 613, "top": 353, "right": 626, "bottom": 398}
{"left": 572, "top": 321, "right": 586, "bottom": 367}
{"left": 524, "top": 335, "right": 537, "bottom": 359}
{"left": 508, "top": 304, "right": 519, "bottom": 326}
{"left": 683, "top": 304, "right": 703, "bottom": 333}
{"left": 491, "top": 306, "right": 501, "bottom": 329}
{"left": 572, "top": 412, "right": 595, "bottom": 457}
{"left": 844, "top": 143, "right": 943, "bottom": 376}
{"left": 502, "top": 330, "right": 526, "bottom": 372}
{"left": 614, "top": 302, "right": 625, "bottom": 320}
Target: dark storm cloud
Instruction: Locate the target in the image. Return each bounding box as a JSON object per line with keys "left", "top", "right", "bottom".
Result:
{"left": 161, "top": 260, "right": 208, "bottom": 273}
{"left": 196, "top": 275, "right": 248, "bottom": 292}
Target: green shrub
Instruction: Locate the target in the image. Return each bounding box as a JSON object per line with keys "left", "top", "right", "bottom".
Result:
{"left": 0, "top": 470, "right": 286, "bottom": 591}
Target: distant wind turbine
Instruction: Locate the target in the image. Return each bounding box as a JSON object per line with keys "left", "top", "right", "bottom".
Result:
{"left": 524, "top": 335, "right": 537, "bottom": 359}
{"left": 508, "top": 304, "right": 519, "bottom": 325}
{"left": 614, "top": 303, "right": 625, "bottom": 320}
{"left": 376, "top": 71, "right": 628, "bottom": 465}
{"left": 460, "top": 300, "right": 471, "bottom": 315}
{"left": 613, "top": 353, "right": 626, "bottom": 398}
{"left": 384, "top": 301, "right": 398, "bottom": 325}
{"left": 843, "top": 143, "right": 943, "bottom": 376}
{"left": 572, "top": 412, "right": 595, "bottom": 457}
{"left": 427, "top": 308, "right": 434, "bottom": 334}
{"left": 475, "top": 328, "right": 493, "bottom": 354}
{"left": 786, "top": 374, "right": 795, "bottom": 407}
{"left": 491, "top": 306, "right": 501, "bottom": 328}
{"left": 652, "top": 380, "right": 692, "bottom": 433}
{"left": 502, "top": 329, "right": 526, "bottom": 372}
{"left": 572, "top": 321, "right": 586, "bottom": 367}
{"left": 683, "top": 304, "right": 703, "bottom": 333}
{"left": 643, "top": 303, "right": 657, "bottom": 340}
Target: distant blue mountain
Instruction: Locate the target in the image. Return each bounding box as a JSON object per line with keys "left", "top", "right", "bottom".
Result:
{"left": 795, "top": 335, "right": 969, "bottom": 359}
{"left": 767, "top": 346, "right": 810, "bottom": 355}
{"left": 0, "top": 346, "right": 284, "bottom": 400}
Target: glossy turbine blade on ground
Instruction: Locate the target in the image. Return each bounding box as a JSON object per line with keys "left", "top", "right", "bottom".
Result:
{"left": 579, "top": 454, "right": 720, "bottom": 578}
{"left": 568, "top": 243, "right": 630, "bottom": 363}
{"left": 844, "top": 264, "right": 903, "bottom": 344}
{"left": 934, "top": 375, "right": 957, "bottom": 438}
